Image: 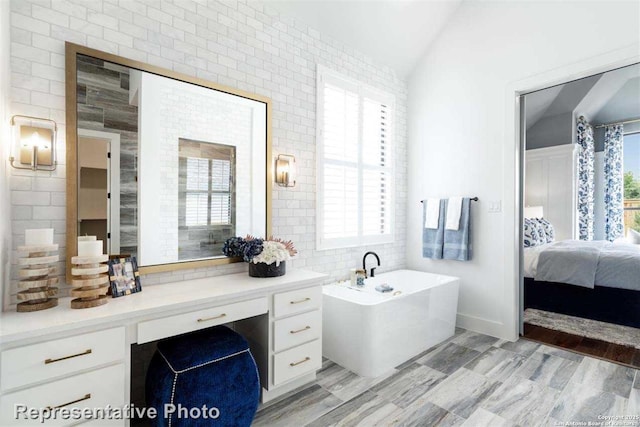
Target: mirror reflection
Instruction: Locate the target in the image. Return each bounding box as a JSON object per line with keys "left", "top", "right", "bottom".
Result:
{"left": 75, "top": 53, "right": 267, "bottom": 267}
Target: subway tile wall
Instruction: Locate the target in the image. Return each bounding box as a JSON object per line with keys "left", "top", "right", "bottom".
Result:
{"left": 6, "top": 0, "right": 408, "bottom": 309}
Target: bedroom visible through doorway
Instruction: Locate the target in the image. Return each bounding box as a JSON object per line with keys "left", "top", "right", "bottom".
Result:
{"left": 520, "top": 62, "right": 640, "bottom": 367}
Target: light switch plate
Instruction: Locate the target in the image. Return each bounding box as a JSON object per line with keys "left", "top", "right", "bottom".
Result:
{"left": 488, "top": 200, "right": 502, "bottom": 213}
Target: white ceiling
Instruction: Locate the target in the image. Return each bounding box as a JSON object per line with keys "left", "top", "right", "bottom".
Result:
{"left": 268, "top": 0, "right": 463, "bottom": 78}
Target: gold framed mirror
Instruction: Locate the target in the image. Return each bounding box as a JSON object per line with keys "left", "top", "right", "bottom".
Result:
{"left": 65, "top": 42, "right": 272, "bottom": 282}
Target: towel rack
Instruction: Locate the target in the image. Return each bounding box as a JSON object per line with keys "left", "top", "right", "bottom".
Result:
{"left": 420, "top": 197, "right": 478, "bottom": 203}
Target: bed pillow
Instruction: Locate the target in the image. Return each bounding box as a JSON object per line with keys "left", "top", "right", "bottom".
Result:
{"left": 629, "top": 229, "right": 640, "bottom": 244}
{"left": 537, "top": 218, "right": 555, "bottom": 243}
{"left": 524, "top": 218, "right": 544, "bottom": 247}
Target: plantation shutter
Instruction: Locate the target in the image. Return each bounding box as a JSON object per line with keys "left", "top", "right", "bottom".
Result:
{"left": 317, "top": 66, "right": 394, "bottom": 249}
{"left": 185, "top": 157, "right": 209, "bottom": 226}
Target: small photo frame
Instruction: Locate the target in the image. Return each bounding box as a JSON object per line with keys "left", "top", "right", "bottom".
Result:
{"left": 107, "top": 256, "right": 142, "bottom": 297}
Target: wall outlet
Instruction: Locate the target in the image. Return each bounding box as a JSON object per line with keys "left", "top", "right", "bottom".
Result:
{"left": 488, "top": 200, "right": 502, "bottom": 213}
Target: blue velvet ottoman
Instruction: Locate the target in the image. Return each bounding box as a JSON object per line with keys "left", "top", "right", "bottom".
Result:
{"left": 145, "top": 326, "right": 260, "bottom": 427}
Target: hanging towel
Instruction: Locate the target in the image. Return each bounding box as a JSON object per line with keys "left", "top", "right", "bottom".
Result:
{"left": 424, "top": 198, "right": 441, "bottom": 229}
{"left": 445, "top": 196, "right": 463, "bottom": 230}
{"left": 422, "top": 199, "right": 445, "bottom": 259}
{"left": 443, "top": 198, "right": 472, "bottom": 261}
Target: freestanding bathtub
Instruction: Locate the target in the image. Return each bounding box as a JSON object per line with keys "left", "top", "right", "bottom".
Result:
{"left": 322, "top": 269, "right": 459, "bottom": 377}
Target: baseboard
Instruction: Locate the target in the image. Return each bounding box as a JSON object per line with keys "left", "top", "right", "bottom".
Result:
{"left": 456, "top": 313, "right": 516, "bottom": 342}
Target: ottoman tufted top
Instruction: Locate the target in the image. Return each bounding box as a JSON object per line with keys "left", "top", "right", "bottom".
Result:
{"left": 156, "top": 325, "right": 250, "bottom": 372}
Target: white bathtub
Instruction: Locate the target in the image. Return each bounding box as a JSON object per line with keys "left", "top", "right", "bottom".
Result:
{"left": 322, "top": 269, "right": 459, "bottom": 377}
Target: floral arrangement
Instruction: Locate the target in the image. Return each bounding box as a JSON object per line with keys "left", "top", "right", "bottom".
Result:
{"left": 223, "top": 236, "right": 297, "bottom": 266}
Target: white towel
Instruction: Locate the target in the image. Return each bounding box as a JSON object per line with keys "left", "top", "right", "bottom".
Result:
{"left": 446, "top": 197, "right": 463, "bottom": 230}
{"left": 424, "top": 198, "right": 440, "bottom": 229}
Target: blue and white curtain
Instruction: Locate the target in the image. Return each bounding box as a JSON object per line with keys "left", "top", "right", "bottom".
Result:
{"left": 604, "top": 124, "right": 624, "bottom": 241}
{"left": 576, "top": 116, "right": 595, "bottom": 241}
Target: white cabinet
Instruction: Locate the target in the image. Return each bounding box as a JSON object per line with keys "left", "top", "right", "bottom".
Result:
{"left": 273, "top": 309, "right": 321, "bottom": 352}
{"left": 273, "top": 286, "right": 322, "bottom": 318}
{"left": 270, "top": 287, "right": 322, "bottom": 391}
{"left": 0, "top": 329, "right": 126, "bottom": 426}
{"left": 137, "top": 297, "right": 268, "bottom": 344}
{"left": 0, "top": 269, "right": 327, "bottom": 416}
{"left": 273, "top": 340, "right": 322, "bottom": 386}
{"left": 1, "top": 328, "right": 125, "bottom": 392}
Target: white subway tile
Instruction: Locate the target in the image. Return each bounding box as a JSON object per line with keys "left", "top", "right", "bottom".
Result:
{"left": 69, "top": 17, "right": 104, "bottom": 38}
{"left": 10, "top": 177, "right": 32, "bottom": 191}
{"left": 119, "top": 20, "right": 147, "bottom": 39}
{"left": 104, "top": 27, "right": 134, "bottom": 47}
{"left": 33, "top": 206, "right": 66, "bottom": 220}
{"left": 50, "top": 24, "right": 86, "bottom": 44}
{"left": 33, "top": 4, "right": 70, "bottom": 27}
{"left": 12, "top": 191, "right": 51, "bottom": 206}
{"left": 11, "top": 42, "right": 50, "bottom": 65}
{"left": 87, "top": 11, "right": 119, "bottom": 30}
{"left": 147, "top": 7, "right": 172, "bottom": 25}
{"left": 11, "top": 12, "right": 51, "bottom": 37}
{"left": 12, "top": 72, "right": 49, "bottom": 92}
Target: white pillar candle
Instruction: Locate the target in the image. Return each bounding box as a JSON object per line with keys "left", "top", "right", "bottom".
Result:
{"left": 78, "top": 240, "right": 103, "bottom": 257}
{"left": 25, "top": 229, "right": 54, "bottom": 246}
{"left": 78, "top": 235, "right": 97, "bottom": 242}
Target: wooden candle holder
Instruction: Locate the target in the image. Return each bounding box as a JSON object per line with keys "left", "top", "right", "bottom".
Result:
{"left": 70, "top": 255, "right": 110, "bottom": 309}
{"left": 16, "top": 244, "right": 59, "bottom": 312}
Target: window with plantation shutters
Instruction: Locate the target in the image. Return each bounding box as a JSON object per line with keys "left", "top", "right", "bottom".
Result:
{"left": 316, "top": 66, "right": 395, "bottom": 249}
{"left": 179, "top": 139, "right": 235, "bottom": 228}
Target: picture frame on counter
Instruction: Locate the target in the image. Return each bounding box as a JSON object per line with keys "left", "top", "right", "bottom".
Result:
{"left": 107, "top": 257, "right": 142, "bottom": 297}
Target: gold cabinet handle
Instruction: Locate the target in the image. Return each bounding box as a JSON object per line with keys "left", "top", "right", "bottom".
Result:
{"left": 290, "top": 326, "right": 311, "bottom": 334}
{"left": 197, "top": 313, "right": 226, "bottom": 323}
{"left": 290, "top": 297, "right": 310, "bottom": 305}
{"left": 289, "top": 357, "right": 311, "bottom": 367}
{"left": 47, "top": 393, "right": 91, "bottom": 410}
{"left": 45, "top": 349, "right": 92, "bottom": 364}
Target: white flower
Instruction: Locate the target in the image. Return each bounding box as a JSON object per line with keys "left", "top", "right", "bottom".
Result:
{"left": 252, "top": 241, "right": 291, "bottom": 266}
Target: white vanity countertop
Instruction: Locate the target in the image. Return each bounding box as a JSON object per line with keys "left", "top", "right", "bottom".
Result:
{"left": 0, "top": 269, "right": 328, "bottom": 344}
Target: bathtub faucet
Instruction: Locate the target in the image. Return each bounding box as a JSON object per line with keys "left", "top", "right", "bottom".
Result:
{"left": 362, "top": 251, "right": 381, "bottom": 278}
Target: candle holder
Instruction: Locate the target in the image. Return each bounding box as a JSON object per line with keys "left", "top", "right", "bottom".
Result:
{"left": 70, "top": 254, "right": 110, "bottom": 309}
{"left": 16, "top": 244, "right": 59, "bottom": 312}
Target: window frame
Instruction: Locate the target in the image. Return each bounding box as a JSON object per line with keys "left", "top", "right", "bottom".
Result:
{"left": 316, "top": 65, "right": 396, "bottom": 250}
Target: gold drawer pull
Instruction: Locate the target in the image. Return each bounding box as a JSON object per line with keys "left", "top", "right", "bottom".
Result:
{"left": 290, "top": 326, "right": 311, "bottom": 334}
{"left": 44, "top": 349, "right": 92, "bottom": 364}
{"left": 290, "top": 357, "right": 311, "bottom": 367}
{"left": 290, "top": 297, "right": 311, "bottom": 305}
{"left": 197, "top": 313, "right": 226, "bottom": 323}
{"left": 47, "top": 393, "right": 91, "bottom": 410}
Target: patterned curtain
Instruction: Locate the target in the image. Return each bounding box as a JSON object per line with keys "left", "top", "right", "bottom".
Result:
{"left": 604, "top": 124, "right": 624, "bottom": 241}
{"left": 576, "top": 116, "right": 595, "bottom": 240}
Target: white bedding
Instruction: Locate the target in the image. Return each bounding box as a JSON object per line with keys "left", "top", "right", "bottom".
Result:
{"left": 524, "top": 240, "right": 640, "bottom": 291}
{"left": 523, "top": 243, "right": 551, "bottom": 278}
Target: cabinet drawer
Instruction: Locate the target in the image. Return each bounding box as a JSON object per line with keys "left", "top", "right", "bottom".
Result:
{"left": 1, "top": 328, "right": 125, "bottom": 392}
{"left": 273, "top": 286, "right": 321, "bottom": 319}
{"left": 273, "top": 340, "right": 321, "bottom": 386}
{"left": 0, "top": 363, "right": 125, "bottom": 426}
{"left": 137, "top": 297, "right": 268, "bottom": 344}
{"left": 273, "top": 310, "right": 321, "bottom": 352}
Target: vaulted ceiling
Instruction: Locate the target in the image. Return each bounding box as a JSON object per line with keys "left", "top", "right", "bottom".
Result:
{"left": 268, "top": 0, "right": 463, "bottom": 78}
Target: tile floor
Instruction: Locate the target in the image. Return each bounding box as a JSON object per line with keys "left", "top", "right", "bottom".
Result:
{"left": 254, "top": 328, "right": 640, "bottom": 427}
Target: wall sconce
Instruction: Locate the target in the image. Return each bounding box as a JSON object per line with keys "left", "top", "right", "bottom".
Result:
{"left": 275, "top": 154, "right": 296, "bottom": 187}
{"left": 10, "top": 115, "right": 57, "bottom": 171}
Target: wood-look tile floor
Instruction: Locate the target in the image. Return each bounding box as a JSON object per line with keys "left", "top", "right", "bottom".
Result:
{"left": 523, "top": 323, "right": 640, "bottom": 369}
{"left": 254, "top": 328, "right": 640, "bottom": 427}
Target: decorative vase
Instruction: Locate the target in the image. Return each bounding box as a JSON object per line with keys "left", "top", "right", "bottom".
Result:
{"left": 249, "top": 261, "right": 286, "bottom": 278}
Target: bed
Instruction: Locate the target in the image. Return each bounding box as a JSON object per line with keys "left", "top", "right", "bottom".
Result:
{"left": 523, "top": 240, "right": 640, "bottom": 328}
